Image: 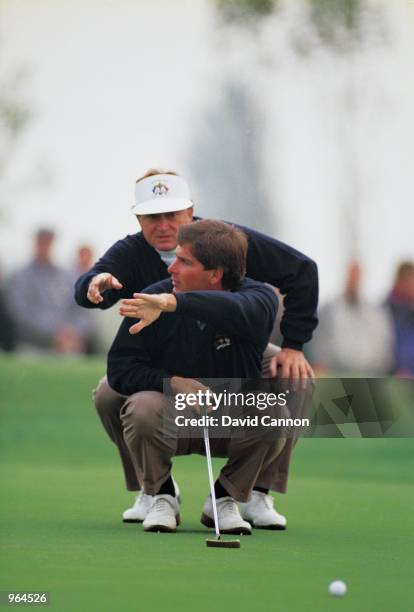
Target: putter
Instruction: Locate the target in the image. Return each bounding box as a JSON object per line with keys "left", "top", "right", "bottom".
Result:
{"left": 203, "top": 425, "right": 240, "bottom": 549}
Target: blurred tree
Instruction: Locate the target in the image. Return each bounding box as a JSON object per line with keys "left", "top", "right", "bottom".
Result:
{"left": 215, "top": 0, "right": 374, "bottom": 48}
{"left": 0, "top": 60, "right": 32, "bottom": 219}
{"left": 190, "top": 0, "right": 384, "bottom": 248}
{"left": 215, "top": 0, "right": 278, "bottom": 24}
{"left": 309, "top": 0, "right": 364, "bottom": 49}
{"left": 188, "top": 79, "right": 273, "bottom": 232}
{"left": 188, "top": 1, "right": 281, "bottom": 232}
{"left": 304, "top": 1, "right": 385, "bottom": 260}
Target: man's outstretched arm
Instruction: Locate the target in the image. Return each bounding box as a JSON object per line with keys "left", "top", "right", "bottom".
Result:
{"left": 119, "top": 279, "right": 278, "bottom": 349}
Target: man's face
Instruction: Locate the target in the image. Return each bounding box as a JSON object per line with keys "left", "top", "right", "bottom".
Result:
{"left": 168, "top": 243, "right": 222, "bottom": 292}
{"left": 400, "top": 270, "right": 414, "bottom": 304}
{"left": 137, "top": 208, "right": 193, "bottom": 251}
{"left": 35, "top": 234, "right": 54, "bottom": 263}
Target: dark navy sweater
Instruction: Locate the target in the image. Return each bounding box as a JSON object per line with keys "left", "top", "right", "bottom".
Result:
{"left": 75, "top": 223, "right": 318, "bottom": 350}
{"left": 107, "top": 278, "right": 278, "bottom": 396}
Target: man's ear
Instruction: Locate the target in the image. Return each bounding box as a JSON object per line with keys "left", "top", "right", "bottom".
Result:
{"left": 209, "top": 267, "right": 224, "bottom": 286}
{"left": 185, "top": 207, "right": 194, "bottom": 222}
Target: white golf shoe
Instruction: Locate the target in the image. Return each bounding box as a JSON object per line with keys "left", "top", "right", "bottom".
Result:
{"left": 201, "top": 496, "right": 252, "bottom": 535}
{"left": 122, "top": 491, "right": 153, "bottom": 523}
{"left": 122, "top": 479, "right": 180, "bottom": 523}
{"left": 143, "top": 494, "right": 181, "bottom": 533}
{"left": 239, "top": 491, "right": 287, "bottom": 530}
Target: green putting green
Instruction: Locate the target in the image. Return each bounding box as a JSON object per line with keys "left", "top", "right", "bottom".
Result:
{"left": 0, "top": 358, "right": 413, "bottom": 611}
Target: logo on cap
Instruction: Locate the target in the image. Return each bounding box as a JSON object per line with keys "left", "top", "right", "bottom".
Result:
{"left": 152, "top": 181, "right": 169, "bottom": 196}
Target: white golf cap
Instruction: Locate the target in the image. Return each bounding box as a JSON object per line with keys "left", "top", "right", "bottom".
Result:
{"left": 131, "top": 174, "right": 193, "bottom": 215}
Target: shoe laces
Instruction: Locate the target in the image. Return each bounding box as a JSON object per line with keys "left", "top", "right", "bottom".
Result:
{"left": 255, "top": 492, "right": 274, "bottom": 510}
{"left": 133, "top": 490, "right": 150, "bottom": 507}
{"left": 151, "top": 495, "right": 175, "bottom": 513}
{"left": 218, "top": 498, "right": 240, "bottom": 517}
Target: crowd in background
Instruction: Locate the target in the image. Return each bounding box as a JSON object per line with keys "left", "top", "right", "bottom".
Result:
{"left": 0, "top": 228, "right": 413, "bottom": 377}
{"left": 0, "top": 228, "right": 98, "bottom": 356}
{"left": 309, "top": 261, "right": 414, "bottom": 378}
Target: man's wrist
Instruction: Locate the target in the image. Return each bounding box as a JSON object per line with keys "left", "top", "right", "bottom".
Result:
{"left": 161, "top": 294, "right": 177, "bottom": 312}
{"left": 281, "top": 341, "right": 303, "bottom": 352}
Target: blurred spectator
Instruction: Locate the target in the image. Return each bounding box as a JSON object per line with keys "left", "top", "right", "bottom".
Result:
{"left": 310, "top": 261, "right": 394, "bottom": 375}
{"left": 0, "top": 263, "right": 16, "bottom": 352}
{"left": 74, "top": 244, "right": 94, "bottom": 275}
{"left": 71, "top": 245, "right": 99, "bottom": 354}
{"left": 386, "top": 261, "right": 414, "bottom": 377}
{"left": 5, "top": 229, "right": 88, "bottom": 354}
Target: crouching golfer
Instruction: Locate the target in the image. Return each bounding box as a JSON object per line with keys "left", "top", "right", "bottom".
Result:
{"left": 107, "top": 220, "right": 286, "bottom": 534}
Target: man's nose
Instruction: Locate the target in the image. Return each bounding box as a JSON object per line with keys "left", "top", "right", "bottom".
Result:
{"left": 156, "top": 215, "right": 170, "bottom": 230}
{"left": 168, "top": 258, "right": 178, "bottom": 274}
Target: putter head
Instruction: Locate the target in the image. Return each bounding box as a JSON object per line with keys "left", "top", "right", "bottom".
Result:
{"left": 206, "top": 538, "right": 240, "bottom": 549}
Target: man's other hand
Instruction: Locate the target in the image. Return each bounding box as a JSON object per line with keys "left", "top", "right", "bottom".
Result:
{"left": 87, "top": 273, "right": 123, "bottom": 304}
{"left": 269, "top": 348, "right": 315, "bottom": 387}
{"left": 170, "top": 376, "right": 211, "bottom": 415}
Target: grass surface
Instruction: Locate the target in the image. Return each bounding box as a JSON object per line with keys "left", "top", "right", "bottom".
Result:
{"left": 0, "top": 357, "right": 413, "bottom": 611}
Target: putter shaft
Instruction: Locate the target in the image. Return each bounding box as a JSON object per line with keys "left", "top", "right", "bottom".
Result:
{"left": 203, "top": 426, "right": 220, "bottom": 538}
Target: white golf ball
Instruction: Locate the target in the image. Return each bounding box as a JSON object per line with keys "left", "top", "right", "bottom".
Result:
{"left": 329, "top": 580, "right": 347, "bottom": 597}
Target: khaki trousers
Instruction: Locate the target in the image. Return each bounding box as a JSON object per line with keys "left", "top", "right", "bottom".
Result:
{"left": 120, "top": 391, "right": 286, "bottom": 502}
{"left": 94, "top": 343, "right": 298, "bottom": 493}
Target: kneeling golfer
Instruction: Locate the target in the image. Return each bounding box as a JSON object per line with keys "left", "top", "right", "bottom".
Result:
{"left": 107, "top": 220, "right": 284, "bottom": 534}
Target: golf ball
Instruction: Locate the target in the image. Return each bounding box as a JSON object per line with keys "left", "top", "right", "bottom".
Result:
{"left": 329, "top": 580, "right": 347, "bottom": 597}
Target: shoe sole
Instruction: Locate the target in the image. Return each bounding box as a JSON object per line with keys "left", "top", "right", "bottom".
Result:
{"left": 143, "top": 514, "right": 181, "bottom": 533}
{"left": 200, "top": 513, "right": 252, "bottom": 536}
{"left": 251, "top": 523, "right": 287, "bottom": 531}
{"left": 144, "top": 524, "right": 176, "bottom": 533}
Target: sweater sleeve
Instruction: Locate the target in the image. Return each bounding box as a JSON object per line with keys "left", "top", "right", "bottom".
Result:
{"left": 107, "top": 317, "right": 170, "bottom": 395}
{"left": 174, "top": 280, "right": 278, "bottom": 348}
{"left": 240, "top": 225, "right": 319, "bottom": 350}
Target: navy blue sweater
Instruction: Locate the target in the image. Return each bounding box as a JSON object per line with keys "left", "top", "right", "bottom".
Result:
{"left": 107, "top": 278, "right": 278, "bottom": 396}
{"left": 75, "top": 223, "right": 318, "bottom": 350}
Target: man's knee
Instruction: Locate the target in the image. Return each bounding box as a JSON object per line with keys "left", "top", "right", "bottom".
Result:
{"left": 274, "top": 436, "right": 286, "bottom": 458}
{"left": 93, "top": 376, "right": 125, "bottom": 421}
{"left": 121, "top": 391, "right": 167, "bottom": 439}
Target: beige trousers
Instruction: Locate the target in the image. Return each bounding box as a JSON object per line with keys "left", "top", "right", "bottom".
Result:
{"left": 94, "top": 343, "right": 298, "bottom": 494}
{"left": 120, "top": 390, "right": 286, "bottom": 502}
